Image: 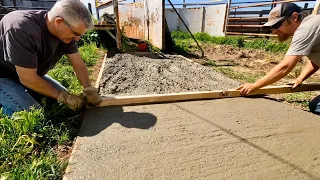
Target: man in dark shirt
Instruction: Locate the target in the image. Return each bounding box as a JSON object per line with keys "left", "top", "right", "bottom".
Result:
{"left": 0, "top": 0, "right": 101, "bottom": 116}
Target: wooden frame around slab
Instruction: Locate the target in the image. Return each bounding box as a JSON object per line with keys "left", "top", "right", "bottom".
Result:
{"left": 94, "top": 54, "right": 320, "bottom": 108}
{"left": 97, "top": 84, "right": 320, "bottom": 107}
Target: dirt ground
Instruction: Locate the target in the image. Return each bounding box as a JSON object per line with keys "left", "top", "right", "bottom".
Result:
{"left": 98, "top": 53, "right": 241, "bottom": 96}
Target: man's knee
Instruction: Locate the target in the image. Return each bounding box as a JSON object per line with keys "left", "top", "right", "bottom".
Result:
{"left": 309, "top": 95, "right": 320, "bottom": 115}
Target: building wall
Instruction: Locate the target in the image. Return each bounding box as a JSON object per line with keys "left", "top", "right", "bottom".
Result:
{"left": 165, "top": 4, "right": 227, "bottom": 36}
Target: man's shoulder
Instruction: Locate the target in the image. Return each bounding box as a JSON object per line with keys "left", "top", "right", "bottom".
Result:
{"left": 300, "top": 14, "right": 320, "bottom": 28}
{"left": 1, "top": 10, "right": 47, "bottom": 35}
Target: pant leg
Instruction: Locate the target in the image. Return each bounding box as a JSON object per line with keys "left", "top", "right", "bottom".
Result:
{"left": 0, "top": 78, "right": 41, "bottom": 116}
{"left": 309, "top": 95, "right": 320, "bottom": 115}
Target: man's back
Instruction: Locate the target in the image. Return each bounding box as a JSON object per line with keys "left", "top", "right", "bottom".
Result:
{"left": 0, "top": 10, "right": 77, "bottom": 82}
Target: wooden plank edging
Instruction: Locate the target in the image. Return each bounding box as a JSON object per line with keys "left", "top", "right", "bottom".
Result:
{"left": 98, "top": 84, "right": 320, "bottom": 107}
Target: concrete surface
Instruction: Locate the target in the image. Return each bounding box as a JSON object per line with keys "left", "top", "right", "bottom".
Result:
{"left": 64, "top": 98, "right": 320, "bottom": 180}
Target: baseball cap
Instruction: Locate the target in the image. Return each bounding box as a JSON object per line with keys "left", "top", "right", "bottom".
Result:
{"left": 263, "top": 2, "right": 302, "bottom": 27}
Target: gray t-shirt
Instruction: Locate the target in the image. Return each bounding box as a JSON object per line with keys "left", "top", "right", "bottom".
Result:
{"left": 0, "top": 10, "right": 78, "bottom": 81}
{"left": 286, "top": 14, "right": 320, "bottom": 66}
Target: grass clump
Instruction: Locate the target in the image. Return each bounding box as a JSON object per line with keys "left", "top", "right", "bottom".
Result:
{"left": 215, "top": 67, "right": 262, "bottom": 83}
{"left": 0, "top": 42, "right": 101, "bottom": 179}
{"left": 171, "top": 31, "right": 290, "bottom": 53}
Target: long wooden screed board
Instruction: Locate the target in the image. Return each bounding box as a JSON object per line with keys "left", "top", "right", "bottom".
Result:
{"left": 98, "top": 84, "right": 320, "bottom": 107}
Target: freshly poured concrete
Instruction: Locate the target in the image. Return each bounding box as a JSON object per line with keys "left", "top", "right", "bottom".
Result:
{"left": 64, "top": 98, "right": 320, "bottom": 180}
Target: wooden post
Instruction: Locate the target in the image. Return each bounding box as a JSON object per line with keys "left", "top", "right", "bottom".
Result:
{"left": 312, "top": 0, "right": 320, "bottom": 15}
{"left": 113, "top": 0, "right": 122, "bottom": 50}
{"left": 224, "top": 0, "right": 232, "bottom": 35}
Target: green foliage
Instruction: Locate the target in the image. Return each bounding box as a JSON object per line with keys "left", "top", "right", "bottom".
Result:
{"left": 194, "top": 32, "right": 212, "bottom": 42}
{"left": 77, "top": 30, "right": 100, "bottom": 47}
{"left": 283, "top": 92, "right": 314, "bottom": 108}
{"left": 171, "top": 30, "right": 191, "bottom": 39}
{"left": 215, "top": 67, "right": 262, "bottom": 83}
{"left": 0, "top": 107, "right": 80, "bottom": 180}
{"left": 171, "top": 31, "right": 290, "bottom": 53}
{"left": 79, "top": 44, "right": 100, "bottom": 66}
{"left": 0, "top": 43, "right": 101, "bottom": 179}
{"left": 48, "top": 65, "right": 82, "bottom": 94}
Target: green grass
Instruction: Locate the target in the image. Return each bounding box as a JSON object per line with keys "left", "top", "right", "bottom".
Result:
{"left": 215, "top": 67, "right": 263, "bottom": 83}
{"left": 0, "top": 43, "right": 101, "bottom": 179}
{"left": 172, "top": 31, "right": 290, "bottom": 53}
{"left": 283, "top": 92, "right": 314, "bottom": 108}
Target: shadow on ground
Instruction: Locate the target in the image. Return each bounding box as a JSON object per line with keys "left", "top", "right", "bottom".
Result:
{"left": 78, "top": 106, "right": 157, "bottom": 137}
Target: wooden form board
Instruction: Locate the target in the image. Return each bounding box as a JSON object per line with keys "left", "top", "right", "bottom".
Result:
{"left": 98, "top": 84, "right": 320, "bottom": 107}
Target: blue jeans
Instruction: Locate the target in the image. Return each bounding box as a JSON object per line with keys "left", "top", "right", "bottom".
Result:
{"left": 0, "top": 75, "right": 68, "bottom": 116}
{"left": 309, "top": 95, "right": 320, "bottom": 115}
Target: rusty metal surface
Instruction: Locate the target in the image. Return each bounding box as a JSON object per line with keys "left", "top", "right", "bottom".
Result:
{"left": 119, "top": 2, "right": 145, "bottom": 40}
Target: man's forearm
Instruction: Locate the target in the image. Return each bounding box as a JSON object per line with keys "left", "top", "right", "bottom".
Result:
{"left": 72, "top": 62, "right": 91, "bottom": 88}
{"left": 254, "top": 64, "right": 292, "bottom": 88}
{"left": 20, "top": 75, "right": 60, "bottom": 99}
{"left": 297, "top": 60, "right": 319, "bottom": 82}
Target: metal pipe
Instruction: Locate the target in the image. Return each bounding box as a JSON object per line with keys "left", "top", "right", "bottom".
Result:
{"left": 167, "top": 0, "right": 205, "bottom": 58}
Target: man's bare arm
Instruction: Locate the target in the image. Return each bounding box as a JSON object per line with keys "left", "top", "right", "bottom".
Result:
{"left": 66, "top": 52, "right": 91, "bottom": 88}
{"left": 15, "top": 66, "right": 60, "bottom": 99}
{"left": 297, "top": 59, "right": 319, "bottom": 82}
{"left": 254, "top": 55, "right": 302, "bottom": 89}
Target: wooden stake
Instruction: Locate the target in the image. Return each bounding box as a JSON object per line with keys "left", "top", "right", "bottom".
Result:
{"left": 113, "top": 0, "right": 122, "bottom": 50}
{"left": 98, "top": 84, "right": 320, "bottom": 107}
{"left": 312, "top": 0, "right": 320, "bottom": 15}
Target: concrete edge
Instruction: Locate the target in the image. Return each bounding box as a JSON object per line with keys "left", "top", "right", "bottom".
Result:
{"left": 62, "top": 136, "right": 82, "bottom": 180}
{"left": 63, "top": 53, "right": 108, "bottom": 180}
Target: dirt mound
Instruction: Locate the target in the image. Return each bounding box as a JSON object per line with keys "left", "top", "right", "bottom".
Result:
{"left": 98, "top": 53, "right": 240, "bottom": 96}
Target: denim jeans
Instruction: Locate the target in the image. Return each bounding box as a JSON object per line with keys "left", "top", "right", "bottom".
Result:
{"left": 0, "top": 75, "right": 67, "bottom": 116}
{"left": 309, "top": 95, "right": 320, "bottom": 115}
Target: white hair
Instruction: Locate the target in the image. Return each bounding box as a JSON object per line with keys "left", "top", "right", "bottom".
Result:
{"left": 48, "top": 0, "right": 94, "bottom": 30}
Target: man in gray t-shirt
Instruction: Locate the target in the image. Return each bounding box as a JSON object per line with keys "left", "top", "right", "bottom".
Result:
{"left": 0, "top": 0, "right": 102, "bottom": 116}
{"left": 237, "top": 2, "right": 320, "bottom": 115}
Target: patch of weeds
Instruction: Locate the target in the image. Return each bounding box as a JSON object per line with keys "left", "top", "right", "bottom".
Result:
{"left": 171, "top": 31, "right": 290, "bottom": 53}
{"left": 48, "top": 64, "right": 82, "bottom": 95}
{"left": 171, "top": 30, "right": 191, "bottom": 39}
{"left": 79, "top": 44, "right": 100, "bottom": 66}
{"left": 215, "top": 67, "right": 262, "bottom": 83}
{"left": 0, "top": 106, "right": 81, "bottom": 180}
{"left": 194, "top": 32, "right": 212, "bottom": 42}
{"left": 204, "top": 60, "right": 217, "bottom": 67}
{"left": 0, "top": 41, "right": 101, "bottom": 179}
{"left": 283, "top": 92, "right": 314, "bottom": 108}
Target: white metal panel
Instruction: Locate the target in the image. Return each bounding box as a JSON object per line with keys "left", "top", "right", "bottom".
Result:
{"left": 204, "top": 4, "right": 227, "bottom": 36}
{"left": 98, "top": 5, "right": 114, "bottom": 16}
{"left": 145, "top": 0, "right": 165, "bottom": 49}
{"left": 178, "top": 8, "right": 203, "bottom": 33}
{"left": 165, "top": 9, "right": 179, "bottom": 32}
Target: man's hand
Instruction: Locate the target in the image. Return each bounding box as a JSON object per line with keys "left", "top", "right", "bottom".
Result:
{"left": 57, "top": 91, "right": 84, "bottom": 111}
{"left": 236, "top": 83, "right": 259, "bottom": 96}
{"left": 83, "top": 87, "right": 102, "bottom": 107}
{"left": 288, "top": 78, "right": 303, "bottom": 89}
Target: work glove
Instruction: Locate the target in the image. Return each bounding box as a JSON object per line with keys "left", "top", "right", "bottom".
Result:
{"left": 57, "top": 91, "right": 85, "bottom": 111}
{"left": 83, "top": 86, "right": 102, "bottom": 107}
